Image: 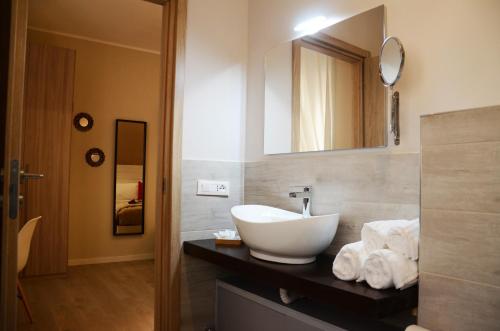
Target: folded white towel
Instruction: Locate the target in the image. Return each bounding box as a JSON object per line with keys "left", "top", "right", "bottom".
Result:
{"left": 332, "top": 241, "right": 368, "bottom": 281}
{"left": 363, "top": 249, "right": 418, "bottom": 290}
{"left": 386, "top": 218, "right": 420, "bottom": 261}
{"left": 361, "top": 219, "right": 412, "bottom": 253}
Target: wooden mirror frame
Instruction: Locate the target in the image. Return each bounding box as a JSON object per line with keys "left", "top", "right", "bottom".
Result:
{"left": 73, "top": 112, "right": 94, "bottom": 131}
{"left": 85, "top": 148, "right": 105, "bottom": 167}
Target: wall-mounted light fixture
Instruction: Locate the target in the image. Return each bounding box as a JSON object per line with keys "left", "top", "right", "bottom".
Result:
{"left": 294, "top": 16, "right": 336, "bottom": 36}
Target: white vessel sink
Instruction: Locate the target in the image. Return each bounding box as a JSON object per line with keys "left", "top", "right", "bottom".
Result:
{"left": 231, "top": 205, "right": 339, "bottom": 264}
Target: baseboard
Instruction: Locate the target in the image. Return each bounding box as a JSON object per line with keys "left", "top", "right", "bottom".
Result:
{"left": 68, "top": 253, "right": 154, "bottom": 266}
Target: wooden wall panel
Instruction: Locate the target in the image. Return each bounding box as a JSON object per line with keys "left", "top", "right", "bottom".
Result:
{"left": 21, "top": 42, "right": 74, "bottom": 276}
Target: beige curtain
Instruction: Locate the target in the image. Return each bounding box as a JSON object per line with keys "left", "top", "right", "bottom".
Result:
{"left": 299, "top": 47, "right": 336, "bottom": 152}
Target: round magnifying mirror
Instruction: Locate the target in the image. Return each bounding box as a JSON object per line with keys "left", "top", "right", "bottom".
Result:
{"left": 379, "top": 37, "right": 405, "bottom": 87}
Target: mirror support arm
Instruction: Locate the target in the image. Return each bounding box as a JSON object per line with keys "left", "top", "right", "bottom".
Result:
{"left": 391, "top": 90, "right": 400, "bottom": 145}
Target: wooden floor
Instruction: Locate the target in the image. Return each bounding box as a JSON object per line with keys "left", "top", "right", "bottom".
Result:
{"left": 17, "top": 260, "right": 155, "bottom": 331}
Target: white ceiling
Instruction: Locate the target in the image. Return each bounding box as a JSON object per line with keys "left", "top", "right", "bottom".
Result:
{"left": 28, "top": 0, "right": 163, "bottom": 52}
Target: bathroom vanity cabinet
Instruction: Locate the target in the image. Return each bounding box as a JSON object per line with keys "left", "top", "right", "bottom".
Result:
{"left": 184, "top": 239, "right": 417, "bottom": 330}
{"left": 216, "top": 277, "right": 414, "bottom": 331}
{"left": 216, "top": 280, "right": 344, "bottom": 331}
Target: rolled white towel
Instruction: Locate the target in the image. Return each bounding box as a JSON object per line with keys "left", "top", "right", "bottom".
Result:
{"left": 361, "top": 219, "right": 413, "bottom": 253}
{"left": 363, "top": 249, "right": 418, "bottom": 290}
{"left": 332, "top": 241, "right": 368, "bottom": 281}
{"left": 386, "top": 218, "right": 420, "bottom": 261}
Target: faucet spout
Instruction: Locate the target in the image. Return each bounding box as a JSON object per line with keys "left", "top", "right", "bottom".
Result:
{"left": 289, "top": 186, "right": 312, "bottom": 217}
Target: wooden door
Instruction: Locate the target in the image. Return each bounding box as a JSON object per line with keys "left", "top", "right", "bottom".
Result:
{"left": 0, "top": 0, "right": 28, "bottom": 329}
{"left": 21, "top": 42, "right": 75, "bottom": 276}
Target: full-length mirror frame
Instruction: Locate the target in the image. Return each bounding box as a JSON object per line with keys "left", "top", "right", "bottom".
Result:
{"left": 113, "top": 119, "right": 147, "bottom": 236}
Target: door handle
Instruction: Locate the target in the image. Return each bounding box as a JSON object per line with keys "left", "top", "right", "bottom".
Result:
{"left": 6, "top": 165, "right": 44, "bottom": 219}
{"left": 8, "top": 160, "right": 20, "bottom": 219}
{"left": 20, "top": 170, "right": 44, "bottom": 182}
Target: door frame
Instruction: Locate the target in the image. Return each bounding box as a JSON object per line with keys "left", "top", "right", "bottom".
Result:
{"left": 154, "top": 0, "right": 186, "bottom": 329}
{"left": 1, "top": 0, "right": 28, "bottom": 330}
{"left": 0, "top": 0, "right": 186, "bottom": 330}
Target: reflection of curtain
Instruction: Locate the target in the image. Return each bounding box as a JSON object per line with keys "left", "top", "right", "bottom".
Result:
{"left": 299, "top": 47, "right": 335, "bottom": 152}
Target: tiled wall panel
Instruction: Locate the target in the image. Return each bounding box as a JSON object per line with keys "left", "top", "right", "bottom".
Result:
{"left": 245, "top": 152, "right": 420, "bottom": 254}
{"left": 181, "top": 160, "right": 243, "bottom": 330}
{"left": 419, "top": 106, "right": 500, "bottom": 331}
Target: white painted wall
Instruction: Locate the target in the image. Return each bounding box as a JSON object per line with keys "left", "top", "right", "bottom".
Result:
{"left": 264, "top": 42, "right": 292, "bottom": 154}
{"left": 182, "top": 0, "right": 248, "bottom": 161}
{"left": 246, "top": 0, "right": 500, "bottom": 161}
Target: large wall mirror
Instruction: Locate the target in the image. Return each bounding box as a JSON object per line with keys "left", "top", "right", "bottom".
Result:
{"left": 113, "top": 120, "right": 147, "bottom": 235}
{"left": 264, "top": 5, "right": 386, "bottom": 154}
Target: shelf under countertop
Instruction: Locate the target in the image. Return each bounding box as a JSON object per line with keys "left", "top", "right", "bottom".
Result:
{"left": 183, "top": 239, "right": 418, "bottom": 319}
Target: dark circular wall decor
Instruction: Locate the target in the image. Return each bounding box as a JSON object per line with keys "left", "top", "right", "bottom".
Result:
{"left": 85, "top": 148, "right": 105, "bottom": 167}
{"left": 73, "top": 113, "right": 94, "bottom": 131}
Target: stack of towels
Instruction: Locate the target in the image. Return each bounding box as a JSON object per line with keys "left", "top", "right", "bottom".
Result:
{"left": 332, "top": 218, "right": 419, "bottom": 290}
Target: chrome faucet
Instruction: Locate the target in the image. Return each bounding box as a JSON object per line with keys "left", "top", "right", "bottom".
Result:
{"left": 289, "top": 186, "right": 312, "bottom": 217}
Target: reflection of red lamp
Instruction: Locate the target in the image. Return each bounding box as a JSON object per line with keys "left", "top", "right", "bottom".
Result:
{"left": 138, "top": 181, "right": 144, "bottom": 200}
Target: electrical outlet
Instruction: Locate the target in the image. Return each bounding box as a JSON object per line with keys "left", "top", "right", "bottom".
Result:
{"left": 197, "top": 180, "right": 230, "bottom": 197}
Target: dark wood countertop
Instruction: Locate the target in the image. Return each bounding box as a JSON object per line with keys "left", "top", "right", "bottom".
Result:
{"left": 183, "top": 239, "right": 418, "bottom": 319}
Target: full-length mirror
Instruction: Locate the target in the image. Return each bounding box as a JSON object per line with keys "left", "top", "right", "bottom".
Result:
{"left": 264, "top": 6, "right": 386, "bottom": 154}
{"left": 113, "top": 120, "right": 147, "bottom": 235}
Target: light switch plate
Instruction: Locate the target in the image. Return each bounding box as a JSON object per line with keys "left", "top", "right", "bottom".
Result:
{"left": 197, "top": 180, "right": 230, "bottom": 197}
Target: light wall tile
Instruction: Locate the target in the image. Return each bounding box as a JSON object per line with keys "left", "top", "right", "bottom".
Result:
{"left": 246, "top": 153, "right": 420, "bottom": 207}
{"left": 421, "top": 141, "right": 500, "bottom": 214}
{"left": 418, "top": 272, "right": 500, "bottom": 331}
{"left": 181, "top": 160, "right": 243, "bottom": 330}
{"left": 421, "top": 106, "right": 500, "bottom": 146}
{"left": 420, "top": 105, "right": 500, "bottom": 330}
{"left": 245, "top": 153, "right": 420, "bottom": 254}
{"left": 420, "top": 209, "right": 500, "bottom": 287}
{"left": 182, "top": 160, "right": 243, "bottom": 232}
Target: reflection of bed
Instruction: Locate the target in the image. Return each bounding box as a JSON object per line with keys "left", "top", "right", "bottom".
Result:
{"left": 115, "top": 202, "right": 143, "bottom": 226}
{"left": 115, "top": 177, "right": 143, "bottom": 227}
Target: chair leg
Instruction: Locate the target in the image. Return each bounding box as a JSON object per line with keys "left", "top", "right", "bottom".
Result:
{"left": 17, "top": 279, "right": 33, "bottom": 323}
